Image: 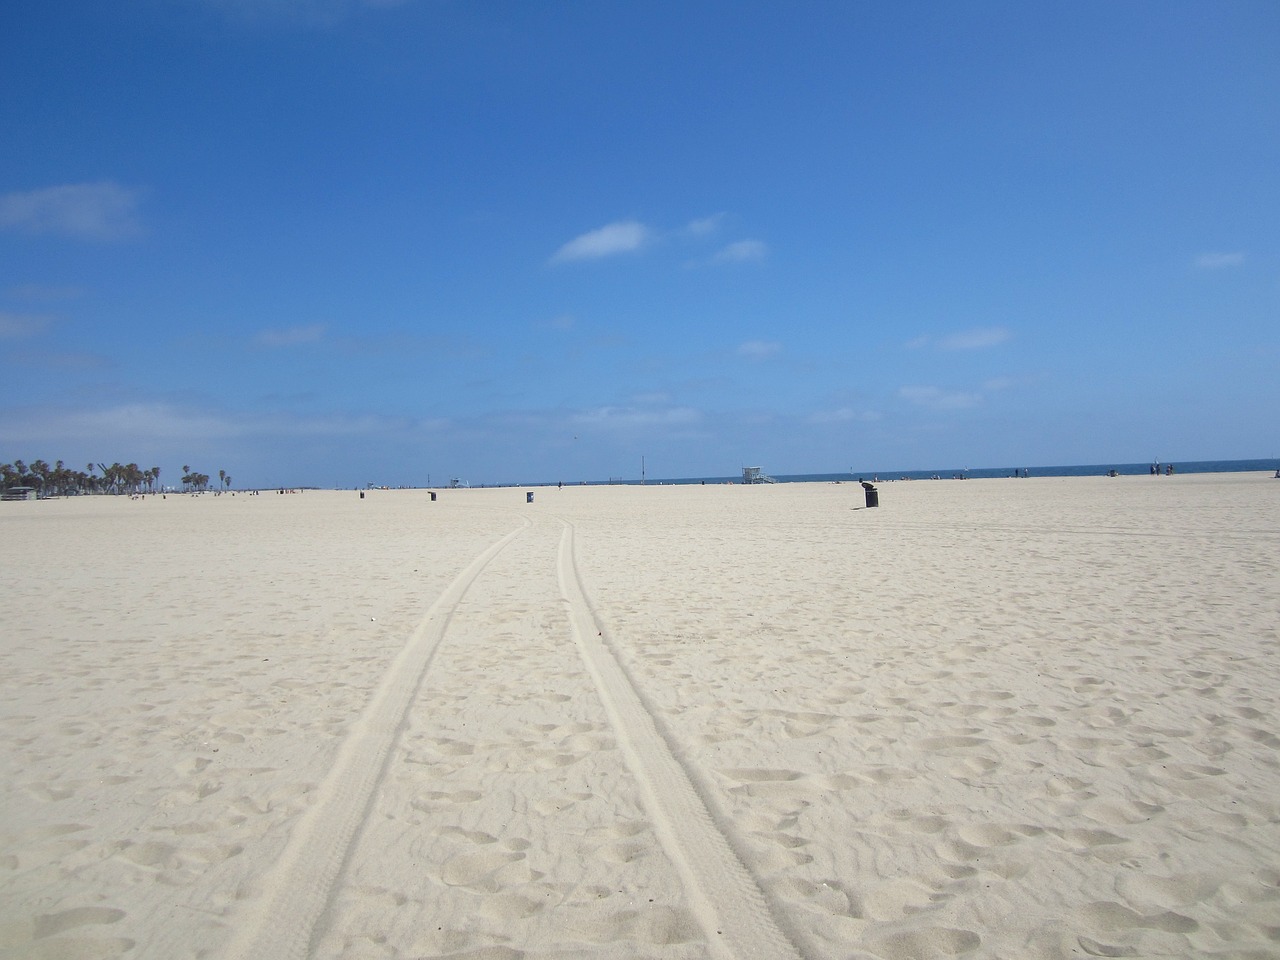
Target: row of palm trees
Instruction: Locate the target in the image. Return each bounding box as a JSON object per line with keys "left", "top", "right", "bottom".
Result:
{"left": 0, "top": 460, "right": 232, "bottom": 496}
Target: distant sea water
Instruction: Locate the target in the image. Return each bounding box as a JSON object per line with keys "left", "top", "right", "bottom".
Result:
{"left": 629, "top": 458, "right": 1280, "bottom": 486}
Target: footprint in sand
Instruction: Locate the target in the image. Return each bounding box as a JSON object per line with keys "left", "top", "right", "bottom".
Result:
{"left": 863, "top": 925, "right": 981, "bottom": 957}
{"left": 439, "top": 826, "right": 498, "bottom": 845}
{"left": 115, "top": 840, "right": 180, "bottom": 868}
{"left": 439, "top": 849, "right": 533, "bottom": 893}
{"left": 1115, "top": 872, "right": 1220, "bottom": 910}
{"left": 596, "top": 840, "right": 648, "bottom": 864}
{"left": 719, "top": 768, "right": 804, "bottom": 783}
{"left": 857, "top": 877, "right": 942, "bottom": 922}
{"left": 916, "top": 735, "right": 990, "bottom": 752}
{"left": 1079, "top": 900, "right": 1198, "bottom": 934}
{"left": 30, "top": 907, "right": 126, "bottom": 940}
{"left": 410, "top": 788, "right": 483, "bottom": 812}
{"left": 1081, "top": 798, "right": 1164, "bottom": 827}
{"left": 476, "top": 892, "right": 545, "bottom": 922}
{"left": 1056, "top": 827, "right": 1129, "bottom": 850}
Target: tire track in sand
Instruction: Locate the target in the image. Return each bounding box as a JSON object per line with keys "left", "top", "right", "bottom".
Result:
{"left": 556, "top": 519, "right": 805, "bottom": 960}
{"left": 224, "top": 518, "right": 530, "bottom": 960}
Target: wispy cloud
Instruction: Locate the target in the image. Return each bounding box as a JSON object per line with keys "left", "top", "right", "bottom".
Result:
{"left": 550, "top": 221, "right": 650, "bottom": 263}
{"left": 1194, "top": 251, "right": 1244, "bottom": 269}
{"left": 5, "top": 284, "right": 83, "bottom": 302}
{"left": 899, "top": 386, "right": 983, "bottom": 410}
{"left": 684, "top": 213, "right": 724, "bottom": 237}
{"left": 0, "top": 311, "right": 51, "bottom": 339}
{"left": 712, "top": 239, "right": 767, "bottom": 264}
{"left": 908, "top": 326, "right": 1011, "bottom": 351}
{"left": 0, "top": 401, "right": 429, "bottom": 447}
{"left": 808, "top": 407, "right": 881, "bottom": 424}
{"left": 5, "top": 349, "right": 108, "bottom": 371}
{"left": 571, "top": 404, "right": 701, "bottom": 429}
{"left": 630, "top": 391, "right": 671, "bottom": 405}
{"left": 0, "top": 403, "right": 241, "bottom": 445}
{"left": 0, "top": 181, "right": 144, "bottom": 241}
{"left": 899, "top": 377, "right": 1013, "bottom": 411}
{"left": 737, "top": 339, "right": 781, "bottom": 360}
{"left": 539, "top": 313, "right": 575, "bottom": 332}
{"left": 254, "top": 323, "right": 327, "bottom": 347}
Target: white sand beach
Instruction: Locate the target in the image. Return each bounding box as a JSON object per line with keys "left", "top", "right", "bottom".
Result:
{"left": 2, "top": 473, "right": 1278, "bottom": 960}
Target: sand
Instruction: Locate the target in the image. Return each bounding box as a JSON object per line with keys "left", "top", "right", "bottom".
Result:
{"left": 1, "top": 473, "right": 1277, "bottom": 960}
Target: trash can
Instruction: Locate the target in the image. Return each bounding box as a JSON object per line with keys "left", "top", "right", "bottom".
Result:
{"left": 861, "top": 481, "right": 878, "bottom": 508}
{"left": 526, "top": 491, "right": 534, "bottom": 503}
{"left": 429, "top": 491, "right": 437, "bottom": 501}
{"left": 359, "top": 491, "right": 365, "bottom": 499}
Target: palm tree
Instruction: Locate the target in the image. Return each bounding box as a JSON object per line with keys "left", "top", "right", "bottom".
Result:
{"left": 29, "top": 460, "right": 50, "bottom": 495}
{"left": 218, "top": 469, "right": 226, "bottom": 492}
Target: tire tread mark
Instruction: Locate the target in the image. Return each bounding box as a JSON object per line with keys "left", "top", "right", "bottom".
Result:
{"left": 556, "top": 519, "right": 806, "bottom": 960}
{"left": 224, "top": 519, "right": 530, "bottom": 960}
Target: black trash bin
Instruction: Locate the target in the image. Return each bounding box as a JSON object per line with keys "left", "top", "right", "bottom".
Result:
{"left": 861, "top": 481, "right": 878, "bottom": 508}
{"left": 429, "top": 491, "right": 437, "bottom": 501}
{"left": 526, "top": 491, "right": 534, "bottom": 503}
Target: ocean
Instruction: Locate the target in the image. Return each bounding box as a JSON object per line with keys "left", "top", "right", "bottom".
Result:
{"left": 634, "top": 458, "right": 1280, "bottom": 486}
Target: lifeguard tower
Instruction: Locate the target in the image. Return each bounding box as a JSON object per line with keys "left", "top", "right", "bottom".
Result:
{"left": 741, "top": 466, "right": 776, "bottom": 484}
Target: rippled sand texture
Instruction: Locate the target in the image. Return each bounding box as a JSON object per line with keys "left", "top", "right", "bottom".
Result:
{"left": 2, "top": 473, "right": 1277, "bottom": 960}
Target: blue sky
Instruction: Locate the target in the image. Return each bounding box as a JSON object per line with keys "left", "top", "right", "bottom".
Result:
{"left": 2, "top": 1, "right": 1277, "bottom": 488}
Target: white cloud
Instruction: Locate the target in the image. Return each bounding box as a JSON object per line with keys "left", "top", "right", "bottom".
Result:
{"left": 0, "top": 311, "right": 51, "bottom": 339}
{"left": 0, "top": 403, "right": 241, "bottom": 445}
{"left": 630, "top": 391, "right": 671, "bottom": 405}
{"left": 1194, "top": 251, "right": 1244, "bottom": 269}
{"left": 908, "top": 326, "right": 1011, "bottom": 351}
{"left": 684, "top": 213, "right": 724, "bottom": 236}
{"left": 0, "top": 182, "right": 143, "bottom": 240}
{"left": 255, "top": 324, "right": 327, "bottom": 347}
{"left": 0, "top": 402, "right": 431, "bottom": 448}
{"left": 737, "top": 339, "right": 781, "bottom": 360}
{"left": 5, "top": 284, "right": 83, "bottom": 302}
{"left": 550, "top": 221, "right": 650, "bottom": 263}
{"left": 898, "top": 386, "right": 983, "bottom": 410}
{"left": 712, "top": 239, "right": 767, "bottom": 263}
{"left": 571, "top": 405, "right": 701, "bottom": 429}
{"left": 808, "top": 407, "right": 881, "bottom": 424}
{"left": 541, "top": 313, "right": 575, "bottom": 332}
{"left": 7, "top": 349, "right": 107, "bottom": 371}
{"left": 941, "top": 327, "right": 1010, "bottom": 350}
